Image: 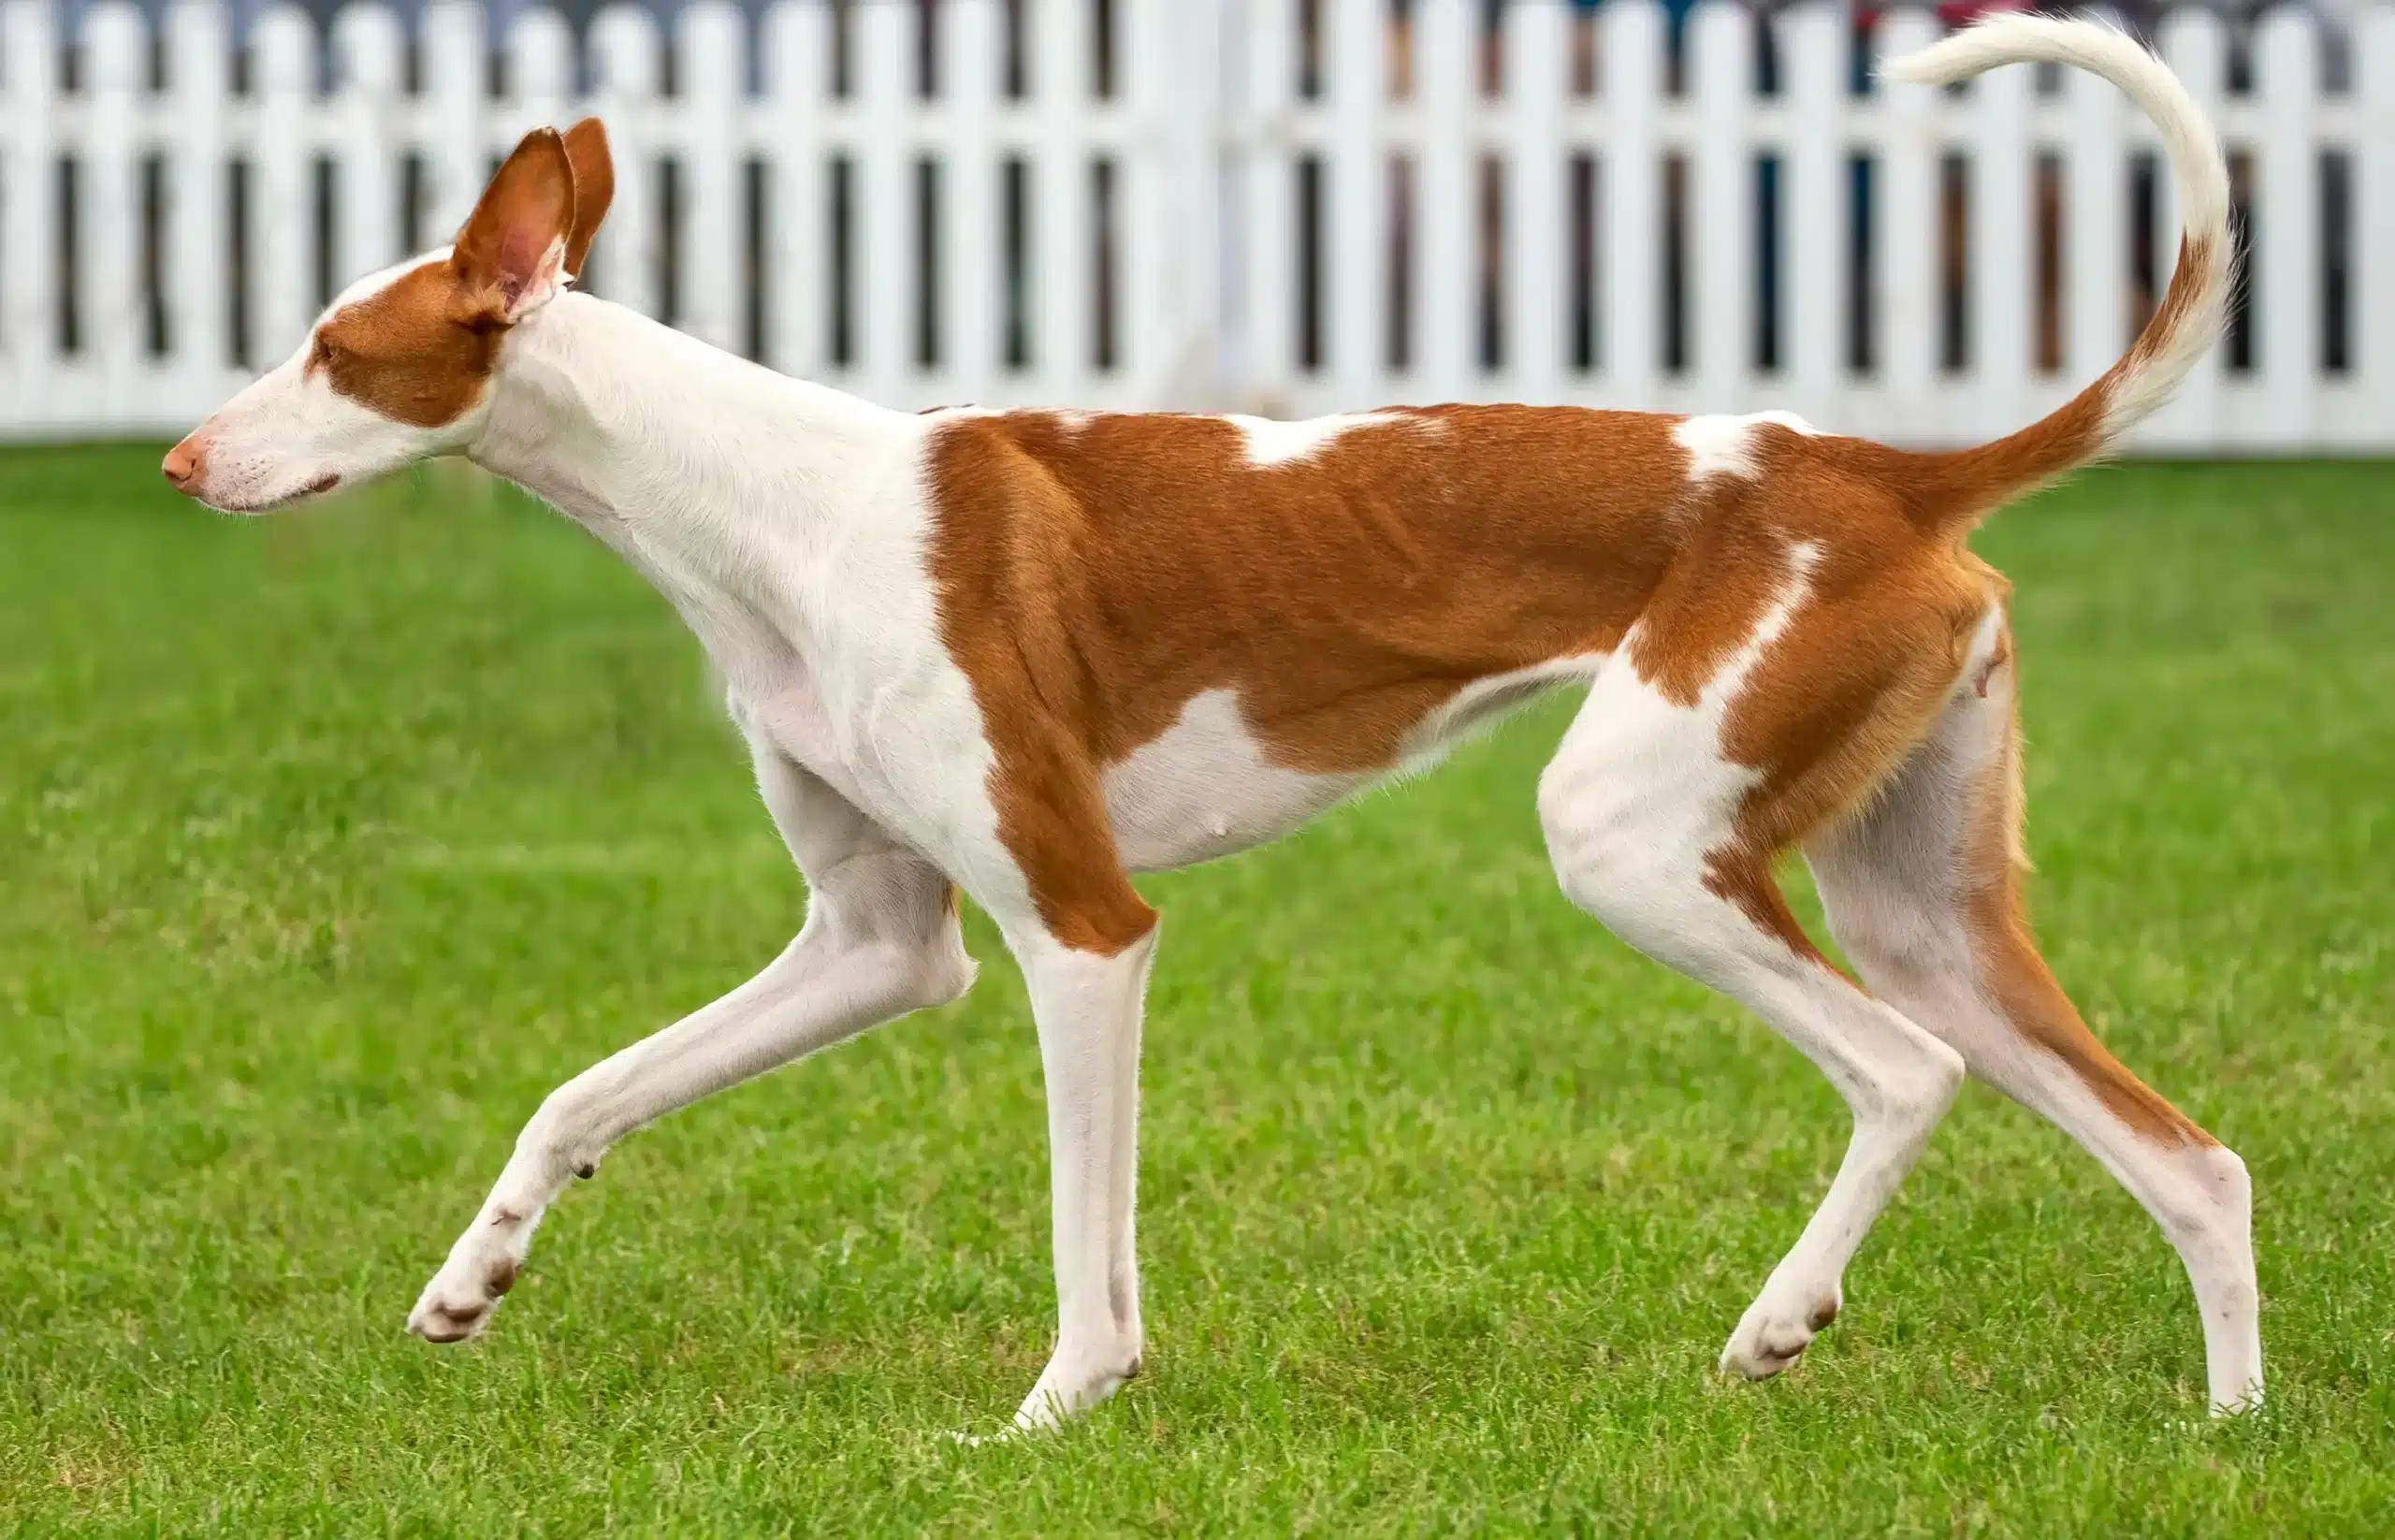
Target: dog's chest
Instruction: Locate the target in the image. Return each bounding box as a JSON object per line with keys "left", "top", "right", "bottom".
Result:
{"left": 742, "top": 671, "right": 895, "bottom": 819}
{"left": 735, "top": 648, "right": 1000, "bottom": 857}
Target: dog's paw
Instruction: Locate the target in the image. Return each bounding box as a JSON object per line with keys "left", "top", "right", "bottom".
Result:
{"left": 1010, "top": 1343, "right": 1142, "bottom": 1431}
{"left": 1717, "top": 1287, "right": 1840, "bottom": 1381}
{"left": 406, "top": 1217, "right": 529, "bottom": 1344}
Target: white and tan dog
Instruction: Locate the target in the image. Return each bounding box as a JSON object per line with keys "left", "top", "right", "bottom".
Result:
{"left": 164, "top": 17, "right": 2259, "bottom": 1426}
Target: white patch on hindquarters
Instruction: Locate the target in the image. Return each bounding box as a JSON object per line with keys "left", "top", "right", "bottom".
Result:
{"left": 1541, "top": 538, "right": 1827, "bottom": 945}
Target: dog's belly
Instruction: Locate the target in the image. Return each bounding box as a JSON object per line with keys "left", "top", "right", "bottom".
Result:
{"left": 1102, "top": 689, "right": 1371, "bottom": 872}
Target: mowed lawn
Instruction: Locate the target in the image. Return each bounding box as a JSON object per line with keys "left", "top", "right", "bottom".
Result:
{"left": 2, "top": 447, "right": 2389, "bottom": 1535}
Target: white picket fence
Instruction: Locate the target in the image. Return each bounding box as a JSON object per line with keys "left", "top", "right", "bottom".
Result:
{"left": 3, "top": 0, "right": 2391, "bottom": 449}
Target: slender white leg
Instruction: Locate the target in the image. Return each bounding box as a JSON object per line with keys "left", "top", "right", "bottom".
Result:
{"left": 1698, "top": 959, "right": 1965, "bottom": 1378}
{"left": 1807, "top": 659, "right": 2261, "bottom": 1414}
{"left": 1536, "top": 667, "right": 1967, "bottom": 1381}
{"left": 1005, "top": 923, "right": 1156, "bottom": 1429}
{"left": 408, "top": 742, "right": 974, "bottom": 1343}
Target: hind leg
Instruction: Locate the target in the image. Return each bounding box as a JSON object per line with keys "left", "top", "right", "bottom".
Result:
{"left": 1805, "top": 628, "right": 2261, "bottom": 1414}
{"left": 1539, "top": 664, "right": 1967, "bottom": 1381}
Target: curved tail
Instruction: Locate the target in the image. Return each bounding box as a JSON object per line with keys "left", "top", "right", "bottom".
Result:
{"left": 1885, "top": 16, "right": 2232, "bottom": 531}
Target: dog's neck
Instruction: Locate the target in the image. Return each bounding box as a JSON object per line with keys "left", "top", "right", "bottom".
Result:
{"left": 470, "top": 291, "right": 899, "bottom": 542}
{"left": 465, "top": 291, "right": 909, "bottom": 689}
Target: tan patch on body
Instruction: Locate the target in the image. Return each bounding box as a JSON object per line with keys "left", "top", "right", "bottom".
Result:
{"left": 925, "top": 406, "right": 1691, "bottom": 949}
{"left": 922, "top": 204, "right": 2214, "bottom": 958}
{"left": 1677, "top": 432, "right": 2214, "bottom": 1146}
{"left": 1644, "top": 222, "right": 2231, "bottom": 949}
{"left": 1651, "top": 428, "right": 2022, "bottom": 919}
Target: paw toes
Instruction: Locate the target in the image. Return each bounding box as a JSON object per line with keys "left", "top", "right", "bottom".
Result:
{"left": 1720, "top": 1343, "right": 1803, "bottom": 1381}
{"left": 1720, "top": 1322, "right": 1828, "bottom": 1379}
{"left": 1721, "top": 1289, "right": 1843, "bottom": 1381}
{"left": 410, "top": 1300, "right": 489, "bottom": 1344}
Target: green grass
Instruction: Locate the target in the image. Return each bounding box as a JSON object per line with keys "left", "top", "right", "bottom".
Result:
{"left": 2, "top": 449, "right": 2390, "bottom": 1535}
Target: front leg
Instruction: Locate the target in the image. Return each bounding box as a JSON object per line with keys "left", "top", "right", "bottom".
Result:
{"left": 1004, "top": 920, "right": 1159, "bottom": 1430}
{"left": 408, "top": 746, "right": 974, "bottom": 1344}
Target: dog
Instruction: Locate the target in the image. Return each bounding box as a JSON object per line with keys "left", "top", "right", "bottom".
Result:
{"left": 162, "top": 16, "right": 2259, "bottom": 1426}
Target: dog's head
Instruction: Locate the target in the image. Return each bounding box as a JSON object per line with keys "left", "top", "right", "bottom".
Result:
{"left": 161, "top": 121, "right": 615, "bottom": 513}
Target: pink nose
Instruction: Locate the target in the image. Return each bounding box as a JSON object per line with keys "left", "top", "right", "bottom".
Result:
{"left": 161, "top": 439, "right": 206, "bottom": 494}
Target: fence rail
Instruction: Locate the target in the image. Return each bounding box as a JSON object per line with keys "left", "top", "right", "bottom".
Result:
{"left": 3, "top": 0, "right": 2390, "bottom": 449}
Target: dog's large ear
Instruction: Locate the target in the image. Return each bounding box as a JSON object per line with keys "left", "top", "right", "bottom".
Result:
{"left": 453, "top": 128, "right": 577, "bottom": 325}
{"left": 560, "top": 118, "right": 615, "bottom": 279}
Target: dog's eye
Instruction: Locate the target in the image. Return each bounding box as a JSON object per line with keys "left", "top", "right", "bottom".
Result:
{"left": 308, "top": 334, "right": 342, "bottom": 371}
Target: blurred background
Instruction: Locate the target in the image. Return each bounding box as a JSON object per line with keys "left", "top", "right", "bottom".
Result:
{"left": 2, "top": 0, "right": 2388, "bottom": 448}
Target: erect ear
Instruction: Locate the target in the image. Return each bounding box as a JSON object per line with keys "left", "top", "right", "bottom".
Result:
{"left": 559, "top": 118, "right": 615, "bottom": 279}
{"left": 452, "top": 128, "right": 577, "bottom": 325}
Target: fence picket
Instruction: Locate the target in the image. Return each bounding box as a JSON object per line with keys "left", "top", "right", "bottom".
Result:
{"left": 1875, "top": 7, "right": 1941, "bottom": 443}
{"left": 1326, "top": 0, "right": 1386, "bottom": 403}
{"left": 84, "top": 3, "right": 145, "bottom": 419}
{"left": 166, "top": 0, "right": 230, "bottom": 403}
{"left": 1032, "top": 0, "right": 1092, "bottom": 401}
{"left": 1240, "top": 0, "right": 1299, "bottom": 413}
{"left": 762, "top": 0, "right": 826, "bottom": 379}
{"left": 1781, "top": 2, "right": 1844, "bottom": 426}
{"left": 2364, "top": 4, "right": 2395, "bottom": 426}
{"left": 506, "top": 7, "right": 574, "bottom": 140}
{"left": 679, "top": 2, "right": 744, "bottom": 356}
{"left": 1504, "top": 0, "right": 1567, "bottom": 403}
{"left": 1415, "top": 0, "right": 1475, "bottom": 402}
{"left": 1125, "top": 0, "right": 1213, "bottom": 404}
{"left": 856, "top": 0, "right": 911, "bottom": 401}
{"left": 422, "top": 2, "right": 486, "bottom": 243}
{"left": 590, "top": 4, "right": 661, "bottom": 318}
{"left": 335, "top": 6, "right": 404, "bottom": 291}
{"left": 253, "top": 7, "right": 316, "bottom": 366}
{"left": 1600, "top": 0, "right": 1663, "bottom": 404}
{"left": 940, "top": 0, "right": 1001, "bottom": 402}
{"left": 1691, "top": 1, "right": 1753, "bottom": 414}
{"left": 3, "top": 0, "right": 60, "bottom": 426}
{"left": 932, "top": 0, "right": 995, "bottom": 402}
{"left": 2252, "top": 6, "right": 2318, "bottom": 448}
